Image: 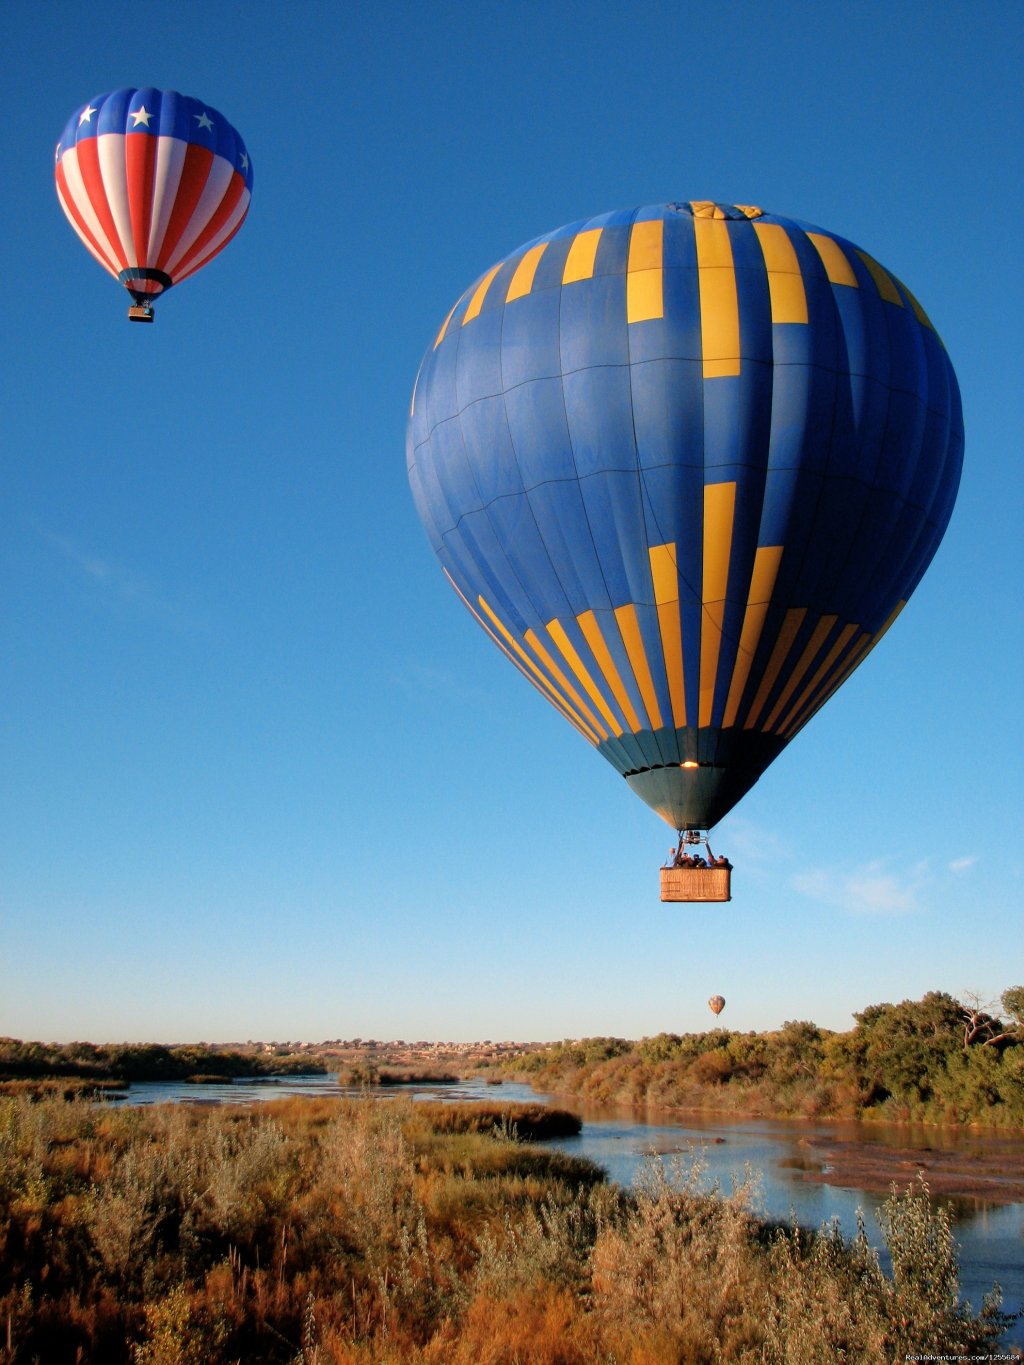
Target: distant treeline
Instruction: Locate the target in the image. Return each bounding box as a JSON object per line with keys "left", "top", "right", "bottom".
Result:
{"left": 505, "top": 990, "right": 1024, "bottom": 1129}
{"left": 0, "top": 1094, "right": 1010, "bottom": 1361}
{"left": 0, "top": 1038, "right": 326, "bottom": 1085}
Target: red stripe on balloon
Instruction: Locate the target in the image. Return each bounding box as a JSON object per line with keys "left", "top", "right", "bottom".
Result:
{"left": 74, "top": 138, "right": 129, "bottom": 271}
{"left": 55, "top": 159, "right": 118, "bottom": 277}
{"left": 125, "top": 132, "right": 157, "bottom": 267}
{"left": 172, "top": 171, "right": 246, "bottom": 276}
{"left": 155, "top": 143, "right": 214, "bottom": 275}
{"left": 174, "top": 206, "right": 249, "bottom": 284}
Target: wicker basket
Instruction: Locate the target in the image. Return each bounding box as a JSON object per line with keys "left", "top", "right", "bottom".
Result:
{"left": 660, "top": 866, "right": 731, "bottom": 903}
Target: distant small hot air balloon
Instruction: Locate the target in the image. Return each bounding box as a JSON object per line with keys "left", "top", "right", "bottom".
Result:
{"left": 55, "top": 88, "right": 252, "bottom": 321}
{"left": 708, "top": 995, "right": 726, "bottom": 1017}
{"left": 407, "top": 200, "right": 962, "bottom": 901}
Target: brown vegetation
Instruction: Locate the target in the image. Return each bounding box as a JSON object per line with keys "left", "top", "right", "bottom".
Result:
{"left": 0, "top": 1093, "right": 1011, "bottom": 1362}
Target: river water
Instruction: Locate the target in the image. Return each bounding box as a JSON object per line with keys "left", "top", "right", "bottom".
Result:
{"left": 110, "top": 1073, "right": 1024, "bottom": 1346}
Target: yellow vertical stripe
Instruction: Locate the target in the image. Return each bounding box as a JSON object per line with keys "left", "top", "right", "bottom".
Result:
{"left": 462, "top": 262, "right": 504, "bottom": 325}
{"left": 577, "top": 611, "right": 641, "bottom": 732}
{"left": 524, "top": 628, "right": 609, "bottom": 741}
{"left": 433, "top": 297, "right": 461, "bottom": 348}
{"left": 774, "top": 623, "right": 858, "bottom": 736}
{"left": 544, "top": 618, "right": 624, "bottom": 737}
{"left": 892, "top": 275, "right": 935, "bottom": 331}
{"left": 699, "top": 482, "right": 736, "bottom": 728}
{"left": 562, "top": 228, "right": 602, "bottom": 284}
{"left": 743, "top": 608, "right": 807, "bottom": 729}
{"left": 856, "top": 250, "right": 904, "bottom": 306}
{"left": 722, "top": 546, "right": 784, "bottom": 727}
{"left": 781, "top": 602, "right": 905, "bottom": 741}
{"left": 506, "top": 243, "right": 549, "bottom": 302}
{"left": 649, "top": 543, "right": 687, "bottom": 728}
{"left": 626, "top": 218, "right": 664, "bottom": 323}
{"left": 753, "top": 222, "right": 808, "bottom": 324}
{"left": 614, "top": 604, "right": 663, "bottom": 730}
{"left": 869, "top": 599, "right": 905, "bottom": 645}
{"left": 442, "top": 573, "right": 598, "bottom": 745}
{"left": 475, "top": 594, "right": 600, "bottom": 743}
{"left": 805, "top": 232, "right": 858, "bottom": 287}
{"left": 763, "top": 614, "right": 838, "bottom": 731}
{"left": 781, "top": 633, "right": 871, "bottom": 740}
{"left": 694, "top": 217, "right": 740, "bottom": 378}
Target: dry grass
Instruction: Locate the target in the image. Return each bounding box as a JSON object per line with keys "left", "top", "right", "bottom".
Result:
{"left": 0, "top": 1094, "right": 1011, "bottom": 1363}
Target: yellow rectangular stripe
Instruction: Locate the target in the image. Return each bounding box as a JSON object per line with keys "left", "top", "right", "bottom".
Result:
{"left": 806, "top": 232, "right": 858, "bottom": 287}
{"left": 475, "top": 594, "right": 600, "bottom": 743}
{"left": 525, "top": 628, "right": 609, "bottom": 741}
{"left": 506, "top": 243, "right": 548, "bottom": 303}
{"left": 753, "top": 222, "right": 808, "bottom": 324}
{"left": 649, "top": 543, "right": 687, "bottom": 728}
{"left": 462, "top": 262, "right": 504, "bottom": 325}
{"left": 627, "top": 270, "right": 663, "bottom": 323}
{"left": 626, "top": 219, "right": 664, "bottom": 323}
{"left": 743, "top": 607, "right": 807, "bottom": 730}
{"left": 699, "top": 482, "right": 736, "bottom": 728}
{"left": 577, "top": 611, "right": 641, "bottom": 732}
{"left": 763, "top": 614, "right": 838, "bottom": 731}
{"left": 614, "top": 604, "right": 663, "bottom": 731}
{"left": 628, "top": 218, "right": 663, "bottom": 271}
{"left": 856, "top": 250, "right": 903, "bottom": 306}
{"left": 562, "top": 228, "right": 602, "bottom": 284}
{"left": 774, "top": 622, "right": 858, "bottom": 736}
{"left": 433, "top": 298, "right": 461, "bottom": 348}
{"left": 442, "top": 573, "right": 598, "bottom": 745}
{"left": 694, "top": 217, "right": 740, "bottom": 378}
{"left": 722, "top": 545, "right": 783, "bottom": 727}
{"left": 544, "top": 618, "right": 623, "bottom": 737}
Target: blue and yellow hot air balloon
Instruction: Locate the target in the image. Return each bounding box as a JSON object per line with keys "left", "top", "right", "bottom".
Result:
{"left": 407, "top": 202, "right": 962, "bottom": 894}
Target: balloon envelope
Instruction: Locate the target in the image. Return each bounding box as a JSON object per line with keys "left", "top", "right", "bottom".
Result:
{"left": 708, "top": 995, "right": 726, "bottom": 1016}
{"left": 55, "top": 88, "right": 252, "bottom": 307}
{"left": 407, "top": 202, "right": 962, "bottom": 830}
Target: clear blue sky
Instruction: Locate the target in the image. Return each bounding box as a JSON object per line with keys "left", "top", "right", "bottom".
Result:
{"left": 1, "top": 1, "right": 1020, "bottom": 1044}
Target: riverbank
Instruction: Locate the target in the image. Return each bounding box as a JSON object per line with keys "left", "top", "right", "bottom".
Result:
{"left": 0, "top": 1091, "right": 1013, "bottom": 1362}
{"left": 496, "top": 990, "right": 1024, "bottom": 1132}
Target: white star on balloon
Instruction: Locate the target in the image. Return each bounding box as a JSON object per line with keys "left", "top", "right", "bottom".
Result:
{"left": 79, "top": 105, "right": 97, "bottom": 125}
{"left": 240, "top": 151, "right": 249, "bottom": 170}
{"left": 195, "top": 111, "right": 214, "bottom": 132}
{"left": 130, "top": 106, "right": 153, "bottom": 128}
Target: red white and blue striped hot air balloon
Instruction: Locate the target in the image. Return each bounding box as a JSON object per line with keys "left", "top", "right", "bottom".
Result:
{"left": 55, "top": 88, "right": 252, "bottom": 322}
